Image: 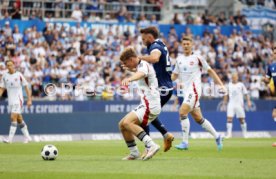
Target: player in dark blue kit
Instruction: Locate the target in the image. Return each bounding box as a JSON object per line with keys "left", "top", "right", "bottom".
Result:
{"left": 138, "top": 26, "right": 174, "bottom": 157}
{"left": 264, "top": 44, "right": 276, "bottom": 147}
{"left": 264, "top": 46, "right": 276, "bottom": 93}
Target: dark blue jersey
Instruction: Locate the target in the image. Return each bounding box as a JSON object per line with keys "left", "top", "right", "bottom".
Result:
{"left": 147, "top": 39, "right": 173, "bottom": 89}
{"left": 266, "top": 62, "right": 276, "bottom": 89}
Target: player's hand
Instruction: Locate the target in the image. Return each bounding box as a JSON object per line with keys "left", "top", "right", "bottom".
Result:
{"left": 247, "top": 100, "right": 252, "bottom": 108}
{"left": 121, "top": 78, "right": 131, "bottom": 86}
{"left": 27, "top": 99, "right": 32, "bottom": 109}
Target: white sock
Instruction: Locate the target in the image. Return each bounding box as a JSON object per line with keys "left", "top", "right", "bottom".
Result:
{"left": 226, "top": 122, "right": 233, "bottom": 136}
{"left": 241, "top": 123, "right": 247, "bottom": 137}
{"left": 19, "top": 121, "right": 30, "bottom": 139}
{"left": 129, "top": 146, "right": 139, "bottom": 154}
{"left": 126, "top": 140, "right": 139, "bottom": 154}
{"left": 180, "top": 116, "right": 190, "bottom": 144}
{"left": 8, "top": 122, "right": 17, "bottom": 142}
{"left": 142, "top": 135, "right": 155, "bottom": 148}
{"left": 201, "top": 119, "right": 219, "bottom": 139}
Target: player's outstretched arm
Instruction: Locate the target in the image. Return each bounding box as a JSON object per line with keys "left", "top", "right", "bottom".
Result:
{"left": 171, "top": 73, "right": 178, "bottom": 81}
{"left": 246, "top": 94, "right": 251, "bottom": 107}
{"left": 24, "top": 86, "right": 32, "bottom": 108}
{"left": 139, "top": 50, "right": 161, "bottom": 64}
{"left": 223, "top": 94, "right": 228, "bottom": 104}
{"left": 121, "top": 72, "right": 146, "bottom": 86}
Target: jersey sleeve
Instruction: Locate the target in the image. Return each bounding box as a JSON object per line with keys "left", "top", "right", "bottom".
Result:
{"left": 266, "top": 65, "right": 271, "bottom": 79}
{"left": 19, "top": 73, "right": 28, "bottom": 86}
{"left": 149, "top": 43, "right": 162, "bottom": 54}
{"left": 197, "top": 55, "right": 211, "bottom": 71}
{"left": 0, "top": 75, "right": 5, "bottom": 88}
{"left": 137, "top": 61, "right": 149, "bottom": 76}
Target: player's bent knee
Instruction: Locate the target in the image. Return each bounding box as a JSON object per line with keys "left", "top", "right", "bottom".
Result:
{"left": 118, "top": 119, "right": 125, "bottom": 130}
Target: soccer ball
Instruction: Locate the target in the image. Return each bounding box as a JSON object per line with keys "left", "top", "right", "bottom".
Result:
{"left": 41, "top": 144, "right": 58, "bottom": 160}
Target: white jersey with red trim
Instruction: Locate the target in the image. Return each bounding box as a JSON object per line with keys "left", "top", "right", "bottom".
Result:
{"left": 227, "top": 82, "right": 248, "bottom": 106}
{"left": 0, "top": 71, "right": 28, "bottom": 106}
{"left": 136, "top": 60, "right": 160, "bottom": 106}
{"left": 132, "top": 60, "right": 161, "bottom": 127}
{"left": 173, "top": 54, "right": 211, "bottom": 96}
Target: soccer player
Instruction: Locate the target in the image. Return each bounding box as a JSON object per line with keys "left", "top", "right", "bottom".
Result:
{"left": 139, "top": 26, "right": 174, "bottom": 153}
{"left": 223, "top": 73, "right": 251, "bottom": 138}
{"left": 263, "top": 44, "right": 276, "bottom": 146}
{"left": 119, "top": 47, "right": 161, "bottom": 160}
{"left": 0, "top": 60, "right": 32, "bottom": 143}
{"left": 171, "top": 36, "right": 224, "bottom": 151}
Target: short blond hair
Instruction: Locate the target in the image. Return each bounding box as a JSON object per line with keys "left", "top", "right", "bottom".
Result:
{"left": 120, "top": 47, "right": 137, "bottom": 62}
{"left": 182, "top": 35, "right": 193, "bottom": 42}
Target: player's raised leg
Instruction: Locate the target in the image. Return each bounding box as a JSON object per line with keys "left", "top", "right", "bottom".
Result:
{"left": 119, "top": 112, "right": 160, "bottom": 161}
{"left": 119, "top": 114, "right": 140, "bottom": 160}
{"left": 191, "top": 108, "right": 223, "bottom": 151}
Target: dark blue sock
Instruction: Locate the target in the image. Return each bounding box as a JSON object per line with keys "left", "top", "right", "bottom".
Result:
{"left": 151, "top": 117, "right": 168, "bottom": 136}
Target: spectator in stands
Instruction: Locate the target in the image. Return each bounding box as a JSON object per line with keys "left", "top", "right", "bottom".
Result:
{"left": 10, "top": 2, "right": 21, "bottom": 19}
{"left": 171, "top": 13, "right": 181, "bottom": 24}
{"left": 71, "top": 5, "right": 83, "bottom": 22}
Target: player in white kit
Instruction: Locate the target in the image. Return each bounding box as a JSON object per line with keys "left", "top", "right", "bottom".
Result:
{"left": 0, "top": 60, "right": 32, "bottom": 143}
{"left": 118, "top": 47, "right": 161, "bottom": 160}
{"left": 224, "top": 73, "right": 251, "bottom": 138}
{"left": 171, "top": 36, "right": 225, "bottom": 151}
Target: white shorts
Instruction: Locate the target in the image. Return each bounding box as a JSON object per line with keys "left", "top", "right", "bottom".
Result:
{"left": 227, "top": 104, "right": 245, "bottom": 118}
{"left": 9, "top": 104, "right": 23, "bottom": 114}
{"left": 132, "top": 103, "right": 161, "bottom": 127}
{"left": 182, "top": 88, "right": 200, "bottom": 110}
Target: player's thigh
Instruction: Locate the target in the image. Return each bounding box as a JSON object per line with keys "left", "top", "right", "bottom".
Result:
{"left": 236, "top": 106, "right": 245, "bottom": 118}
{"left": 9, "top": 104, "right": 21, "bottom": 122}
{"left": 132, "top": 104, "right": 160, "bottom": 127}
{"left": 179, "top": 102, "right": 191, "bottom": 116}
{"left": 272, "top": 108, "right": 276, "bottom": 118}
{"left": 190, "top": 107, "right": 203, "bottom": 122}
{"left": 182, "top": 91, "right": 200, "bottom": 111}
{"left": 17, "top": 114, "right": 23, "bottom": 123}
{"left": 227, "top": 104, "right": 235, "bottom": 118}
{"left": 119, "top": 112, "right": 140, "bottom": 131}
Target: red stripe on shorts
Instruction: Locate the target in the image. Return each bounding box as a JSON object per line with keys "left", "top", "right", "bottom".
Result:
{"left": 141, "top": 96, "right": 150, "bottom": 127}
{"left": 193, "top": 82, "right": 198, "bottom": 109}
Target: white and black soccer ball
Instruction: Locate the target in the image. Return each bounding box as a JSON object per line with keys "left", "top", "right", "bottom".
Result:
{"left": 41, "top": 144, "right": 58, "bottom": 160}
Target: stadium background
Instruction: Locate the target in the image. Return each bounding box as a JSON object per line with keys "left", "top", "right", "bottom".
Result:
{"left": 0, "top": 0, "right": 275, "bottom": 141}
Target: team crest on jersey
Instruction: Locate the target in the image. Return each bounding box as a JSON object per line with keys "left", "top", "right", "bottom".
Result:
{"left": 190, "top": 61, "right": 194, "bottom": 65}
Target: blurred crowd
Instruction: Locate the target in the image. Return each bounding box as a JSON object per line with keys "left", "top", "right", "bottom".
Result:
{"left": 170, "top": 10, "right": 249, "bottom": 26}
{"left": 0, "top": 19, "right": 274, "bottom": 101}
{"left": 0, "top": 0, "right": 163, "bottom": 23}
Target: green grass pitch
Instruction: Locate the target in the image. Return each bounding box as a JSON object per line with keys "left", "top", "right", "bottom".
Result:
{"left": 0, "top": 138, "right": 276, "bottom": 179}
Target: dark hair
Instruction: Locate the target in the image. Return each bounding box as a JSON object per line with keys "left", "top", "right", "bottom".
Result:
{"left": 140, "top": 26, "right": 159, "bottom": 39}
{"left": 120, "top": 47, "right": 137, "bottom": 62}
